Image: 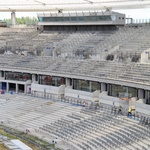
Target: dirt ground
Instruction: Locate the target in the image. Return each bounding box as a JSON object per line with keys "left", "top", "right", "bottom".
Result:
{"left": 0, "top": 144, "right": 8, "bottom": 150}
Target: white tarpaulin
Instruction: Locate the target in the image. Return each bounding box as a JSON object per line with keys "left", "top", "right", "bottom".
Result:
{"left": 11, "top": 140, "right": 32, "bottom": 150}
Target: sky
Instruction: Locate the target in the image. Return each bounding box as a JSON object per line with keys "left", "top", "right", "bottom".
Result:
{"left": 0, "top": 8, "right": 150, "bottom": 20}
{"left": 116, "top": 8, "right": 150, "bottom": 19}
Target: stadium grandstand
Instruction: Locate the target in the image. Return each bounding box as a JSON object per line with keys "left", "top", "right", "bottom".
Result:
{"left": 0, "top": 0, "right": 150, "bottom": 150}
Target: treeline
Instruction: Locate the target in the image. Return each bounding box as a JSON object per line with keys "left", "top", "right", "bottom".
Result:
{"left": 3, "top": 17, "right": 38, "bottom": 25}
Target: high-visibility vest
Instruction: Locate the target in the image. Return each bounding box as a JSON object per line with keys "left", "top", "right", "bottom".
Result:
{"left": 128, "top": 108, "right": 132, "bottom": 112}
{"left": 119, "top": 105, "right": 122, "bottom": 109}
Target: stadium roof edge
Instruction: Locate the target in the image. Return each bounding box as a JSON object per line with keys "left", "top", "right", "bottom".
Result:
{"left": 0, "top": 0, "right": 150, "bottom": 12}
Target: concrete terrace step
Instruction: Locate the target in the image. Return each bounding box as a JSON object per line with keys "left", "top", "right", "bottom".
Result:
{"left": 0, "top": 93, "right": 149, "bottom": 150}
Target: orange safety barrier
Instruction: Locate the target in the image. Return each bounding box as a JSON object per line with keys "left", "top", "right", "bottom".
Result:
{"left": 120, "top": 97, "right": 131, "bottom": 101}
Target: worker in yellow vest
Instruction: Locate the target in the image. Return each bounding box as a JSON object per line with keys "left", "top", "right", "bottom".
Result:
{"left": 128, "top": 107, "right": 132, "bottom": 117}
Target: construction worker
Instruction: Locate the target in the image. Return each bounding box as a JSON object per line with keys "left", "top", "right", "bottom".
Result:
{"left": 118, "top": 105, "right": 123, "bottom": 115}
{"left": 111, "top": 105, "right": 117, "bottom": 115}
{"left": 128, "top": 107, "right": 132, "bottom": 117}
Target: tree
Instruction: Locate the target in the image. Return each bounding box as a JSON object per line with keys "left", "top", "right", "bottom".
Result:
{"left": 3, "top": 17, "right": 38, "bottom": 25}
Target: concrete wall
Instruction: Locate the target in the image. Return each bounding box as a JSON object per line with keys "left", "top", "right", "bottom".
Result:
{"left": 93, "top": 90, "right": 100, "bottom": 101}
{"left": 136, "top": 102, "right": 150, "bottom": 115}
{"left": 26, "top": 80, "right": 32, "bottom": 84}
{"left": 31, "top": 83, "right": 59, "bottom": 95}
{"left": 99, "top": 91, "right": 129, "bottom": 108}
{"left": 129, "top": 97, "right": 137, "bottom": 109}
{"left": 31, "top": 83, "right": 66, "bottom": 97}
{"left": 65, "top": 86, "right": 93, "bottom": 101}
{"left": 141, "top": 48, "right": 150, "bottom": 63}
{"left": 32, "top": 74, "right": 36, "bottom": 82}
{"left": 59, "top": 85, "right": 66, "bottom": 95}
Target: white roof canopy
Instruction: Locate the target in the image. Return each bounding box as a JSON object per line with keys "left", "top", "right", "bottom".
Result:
{"left": 0, "top": 0, "right": 150, "bottom": 12}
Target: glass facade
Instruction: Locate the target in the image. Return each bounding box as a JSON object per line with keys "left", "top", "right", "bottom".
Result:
{"left": 144, "top": 90, "right": 150, "bottom": 105}
{"left": 111, "top": 15, "right": 117, "bottom": 21}
{"left": 73, "top": 79, "right": 100, "bottom": 92}
{"left": 38, "top": 15, "right": 112, "bottom": 22}
{"left": 108, "top": 84, "right": 137, "bottom": 98}
{"left": 39, "top": 75, "right": 65, "bottom": 86}
{"left": 5, "top": 72, "right": 32, "bottom": 81}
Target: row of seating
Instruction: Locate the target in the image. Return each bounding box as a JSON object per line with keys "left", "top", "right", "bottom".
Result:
{"left": 112, "top": 26, "right": 150, "bottom": 61}
{"left": 1, "top": 54, "right": 150, "bottom": 84}
{"left": 0, "top": 27, "right": 38, "bottom": 52}
{"left": 1, "top": 25, "right": 150, "bottom": 61}
{"left": 40, "top": 106, "right": 150, "bottom": 150}
{"left": 0, "top": 93, "right": 150, "bottom": 150}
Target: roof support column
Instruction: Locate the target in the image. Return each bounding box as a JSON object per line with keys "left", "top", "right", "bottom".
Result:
{"left": 16, "top": 83, "right": 18, "bottom": 94}
{"left": 11, "top": 11, "right": 16, "bottom": 26}
{"left": 6, "top": 82, "right": 9, "bottom": 93}
{"left": 24, "top": 84, "right": 27, "bottom": 94}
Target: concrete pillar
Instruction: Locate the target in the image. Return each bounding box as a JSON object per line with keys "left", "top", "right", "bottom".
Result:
{"left": 16, "top": 84, "right": 18, "bottom": 93}
{"left": 32, "top": 74, "right": 36, "bottom": 82}
{"left": 52, "top": 49, "right": 56, "bottom": 58}
{"left": 89, "top": 81, "right": 92, "bottom": 92}
{"left": 0, "top": 71, "right": 2, "bottom": 77}
{"left": 24, "top": 84, "right": 27, "bottom": 94}
{"left": 138, "top": 89, "right": 144, "bottom": 99}
{"left": 0, "top": 72, "right": 2, "bottom": 89}
{"left": 101, "top": 83, "right": 107, "bottom": 92}
{"left": 72, "top": 79, "right": 74, "bottom": 87}
{"left": 6, "top": 82, "right": 9, "bottom": 93}
{"left": 38, "top": 75, "right": 40, "bottom": 83}
{"left": 11, "top": 11, "right": 16, "bottom": 26}
{"left": 66, "top": 78, "right": 71, "bottom": 86}
{"left": 4, "top": 71, "right": 5, "bottom": 78}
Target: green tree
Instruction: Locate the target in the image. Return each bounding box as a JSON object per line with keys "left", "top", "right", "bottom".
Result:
{"left": 3, "top": 17, "right": 38, "bottom": 25}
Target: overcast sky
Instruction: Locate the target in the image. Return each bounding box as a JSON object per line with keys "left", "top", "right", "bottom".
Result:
{"left": 0, "top": 8, "right": 150, "bottom": 20}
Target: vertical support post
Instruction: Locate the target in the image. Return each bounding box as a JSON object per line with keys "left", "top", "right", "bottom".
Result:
{"left": 138, "top": 89, "right": 144, "bottom": 99}
{"left": 101, "top": 83, "right": 107, "bottom": 92}
{"left": 24, "top": 84, "right": 27, "bottom": 94}
{"left": 6, "top": 82, "right": 9, "bottom": 93}
{"left": 16, "top": 83, "right": 18, "bottom": 93}
{"left": 11, "top": 11, "right": 16, "bottom": 26}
